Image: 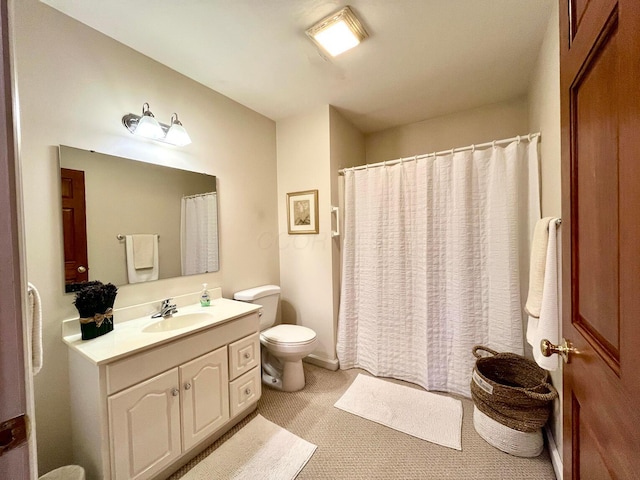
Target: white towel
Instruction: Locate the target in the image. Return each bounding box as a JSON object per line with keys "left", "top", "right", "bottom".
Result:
{"left": 132, "top": 234, "right": 156, "bottom": 269}
{"left": 125, "top": 235, "right": 159, "bottom": 284}
{"left": 27, "top": 282, "right": 43, "bottom": 375}
{"left": 527, "top": 218, "right": 560, "bottom": 371}
{"left": 525, "top": 217, "right": 554, "bottom": 318}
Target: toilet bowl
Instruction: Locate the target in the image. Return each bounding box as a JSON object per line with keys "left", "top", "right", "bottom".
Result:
{"left": 234, "top": 285, "right": 317, "bottom": 392}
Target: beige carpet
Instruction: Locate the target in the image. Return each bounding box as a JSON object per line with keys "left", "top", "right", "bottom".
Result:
{"left": 171, "top": 364, "right": 557, "bottom": 479}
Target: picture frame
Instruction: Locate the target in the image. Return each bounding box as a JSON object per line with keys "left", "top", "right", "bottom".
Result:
{"left": 287, "top": 190, "right": 319, "bottom": 234}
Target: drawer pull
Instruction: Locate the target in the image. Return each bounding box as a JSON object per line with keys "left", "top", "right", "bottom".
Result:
{"left": 184, "top": 382, "right": 192, "bottom": 390}
{"left": 171, "top": 388, "right": 179, "bottom": 397}
{"left": 243, "top": 352, "right": 251, "bottom": 359}
{"left": 244, "top": 388, "right": 251, "bottom": 396}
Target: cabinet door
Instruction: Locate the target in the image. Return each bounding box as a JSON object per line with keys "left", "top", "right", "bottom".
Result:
{"left": 180, "top": 346, "right": 229, "bottom": 451}
{"left": 108, "top": 368, "right": 181, "bottom": 480}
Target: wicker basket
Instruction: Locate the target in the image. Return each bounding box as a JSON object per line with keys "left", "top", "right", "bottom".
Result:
{"left": 470, "top": 345, "right": 558, "bottom": 433}
{"left": 473, "top": 406, "right": 543, "bottom": 457}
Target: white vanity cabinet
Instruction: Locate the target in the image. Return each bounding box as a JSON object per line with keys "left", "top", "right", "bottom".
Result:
{"left": 64, "top": 300, "right": 261, "bottom": 480}
{"left": 108, "top": 347, "right": 229, "bottom": 479}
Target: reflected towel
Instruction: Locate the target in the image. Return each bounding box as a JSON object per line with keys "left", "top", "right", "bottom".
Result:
{"left": 132, "top": 234, "right": 156, "bottom": 269}
{"left": 27, "top": 282, "right": 43, "bottom": 375}
{"left": 525, "top": 217, "right": 554, "bottom": 318}
{"left": 527, "top": 218, "right": 560, "bottom": 371}
{"left": 125, "top": 235, "right": 159, "bottom": 284}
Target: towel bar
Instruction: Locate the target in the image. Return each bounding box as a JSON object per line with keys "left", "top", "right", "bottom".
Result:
{"left": 117, "top": 234, "right": 160, "bottom": 240}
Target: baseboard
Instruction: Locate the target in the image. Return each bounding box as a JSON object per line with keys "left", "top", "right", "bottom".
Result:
{"left": 545, "top": 426, "right": 563, "bottom": 480}
{"left": 304, "top": 353, "right": 339, "bottom": 371}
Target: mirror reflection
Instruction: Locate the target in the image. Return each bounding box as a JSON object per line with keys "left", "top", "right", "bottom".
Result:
{"left": 59, "top": 145, "right": 219, "bottom": 292}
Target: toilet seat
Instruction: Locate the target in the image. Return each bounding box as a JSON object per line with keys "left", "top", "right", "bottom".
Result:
{"left": 261, "top": 324, "right": 316, "bottom": 346}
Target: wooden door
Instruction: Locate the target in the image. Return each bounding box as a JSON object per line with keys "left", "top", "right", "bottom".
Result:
{"left": 108, "top": 369, "right": 181, "bottom": 480}
{"left": 180, "top": 346, "right": 229, "bottom": 451}
{"left": 60, "top": 167, "right": 89, "bottom": 292}
{"left": 560, "top": 0, "right": 640, "bottom": 478}
{"left": 0, "top": 0, "right": 33, "bottom": 476}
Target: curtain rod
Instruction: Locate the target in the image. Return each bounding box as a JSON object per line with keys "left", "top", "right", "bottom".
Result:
{"left": 182, "top": 191, "right": 216, "bottom": 200}
{"left": 338, "top": 132, "right": 541, "bottom": 175}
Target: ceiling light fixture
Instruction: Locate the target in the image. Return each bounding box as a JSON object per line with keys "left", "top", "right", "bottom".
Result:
{"left": 306, "top": 6, "right": 368, "bottom": 57}
{"left": 122, "top": 103, "right": 192, "bottom": 146}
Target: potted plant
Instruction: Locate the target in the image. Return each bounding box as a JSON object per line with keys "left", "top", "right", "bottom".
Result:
{"left": 74, "top": 281, "right": 118, "bottom": 340}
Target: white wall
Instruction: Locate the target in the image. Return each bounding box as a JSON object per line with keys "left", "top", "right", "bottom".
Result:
{"left": 12, "top": 0, "right": 279, "bottom": 474}
{"left": 276, "top": 106, "right": 335, "bottom": 361}
{"left": 528, "top": 1, "right": 563, "bottom": 463}
{"left": 365, "top": 97, "right": 529, "bottom": 163}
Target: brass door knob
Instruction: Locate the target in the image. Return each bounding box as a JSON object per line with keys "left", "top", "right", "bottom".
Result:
{"left": 77, "top": 265, "right": 87, "bottom": 273}
{"left": 541, "top": 338, "right": 576, "bottom": 363}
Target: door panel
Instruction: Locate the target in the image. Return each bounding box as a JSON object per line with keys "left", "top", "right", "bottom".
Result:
{"left": 180, "top": 346, "right": 229, "bottom": 452}
{"left": 560, "top": 0, "right": 640, "bottom": 478}
{"left": 60, "top": 167, "right": 89, "bottom": 291}
{"left": 108, "top": 369, "right": 181, "bottom": 480}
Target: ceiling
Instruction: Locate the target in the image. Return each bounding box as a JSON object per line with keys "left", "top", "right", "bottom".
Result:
{"left": 40, "top": 0, "right": 554, "bottom": 134}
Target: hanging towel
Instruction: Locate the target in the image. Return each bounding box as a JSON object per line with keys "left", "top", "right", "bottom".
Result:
{"left": 524, "top": 217, "right": 554, "bottom": 318}
{"left": 27, "top": 282, "right": 43, "bottom": 376}
{"left": 125, "top": 235, "right": 159, "bottom": 284}
{"left": 132, "top": 234, "right": 156, "bottom": 269}
{"left": 527, "top": 218, "right": 560, "bottom": 371}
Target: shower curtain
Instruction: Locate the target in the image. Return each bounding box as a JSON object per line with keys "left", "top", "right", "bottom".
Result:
{"left": 181, "top": 192, "right": 218, "bottom": 275}
{"left": 337, "top": 139, "right": 540, "bottom": 398}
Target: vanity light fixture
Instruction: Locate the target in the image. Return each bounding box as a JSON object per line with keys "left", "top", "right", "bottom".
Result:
{"left": 306, "top": 6, "right": 368, "bottom": 57}
{"left": 122, "top": 103, "right": 192, "bottom": 146}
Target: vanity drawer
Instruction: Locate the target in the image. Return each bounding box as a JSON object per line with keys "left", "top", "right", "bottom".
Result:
{"left": 229, "top": 367, "right": 261, "bottom": 418}
{"left": 228, "top": 332, "right": 260, "bottom": 381}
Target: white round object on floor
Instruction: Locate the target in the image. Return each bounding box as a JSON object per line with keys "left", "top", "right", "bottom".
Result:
{"left": 473, "top": 405, "right": 544, "bottom": 457}
{"left": 39, "top": 465, "right": 85, "bottom": 480}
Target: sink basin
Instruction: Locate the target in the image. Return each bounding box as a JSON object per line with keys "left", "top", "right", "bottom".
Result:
{"left": 142, "top": 312, "right": 213, "bottom": 333}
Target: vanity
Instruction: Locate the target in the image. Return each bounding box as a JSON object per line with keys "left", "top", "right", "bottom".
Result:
{"left": 62, "top": 288, "right": 262, "bottom": 480}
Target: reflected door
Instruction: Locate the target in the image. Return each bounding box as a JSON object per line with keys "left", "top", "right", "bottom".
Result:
{"left": 61, "top": 167, "right": 89, "bottom": 290}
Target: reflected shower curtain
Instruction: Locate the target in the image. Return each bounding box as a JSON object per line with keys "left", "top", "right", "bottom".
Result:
{"left": 337, "top": 139, "right": 540, "bottom": 398}
{"left": 181, "top": 192, "right": 219, "bottom": 275}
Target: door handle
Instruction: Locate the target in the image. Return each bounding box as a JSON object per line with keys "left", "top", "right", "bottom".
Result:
{"left": 541, "top": 338, "right": 577, "bottom": 363}
{"left": 77, "top": 265, "right": 87, "bottom": 273}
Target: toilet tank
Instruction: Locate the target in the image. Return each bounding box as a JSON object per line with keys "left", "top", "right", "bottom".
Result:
{"left": 233, "top": 285, "right": 280, "bottom": 330}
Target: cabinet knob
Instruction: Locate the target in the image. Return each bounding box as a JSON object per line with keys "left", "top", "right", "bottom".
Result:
{"left": 243, "top": 352, "right": 251, "bottom": 359}
{"left": 184, "top": 382, "right": 192, "bottom": 390}
{"left": 244, "top": 388, "right": 251, "bottom": 396}
{"left": 171, "top": 388, "right": 179, "bottom": 397}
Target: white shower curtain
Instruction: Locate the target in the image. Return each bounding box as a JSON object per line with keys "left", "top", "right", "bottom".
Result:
{"left": 337, "top": 139, "right": 540, "bottom": 398}
{"left": 181, "top": 192, "right": 219, "bottom": 275}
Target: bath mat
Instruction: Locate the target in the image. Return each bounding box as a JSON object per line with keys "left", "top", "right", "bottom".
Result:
{"left": 180, "top": 415, "right": 316, "bottom": 479}
{"left": 334, "top": 374, "right": 463, "bottom": 450}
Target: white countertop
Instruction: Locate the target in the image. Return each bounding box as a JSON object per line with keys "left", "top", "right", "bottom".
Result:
{"left": 63, "top": 298, "right": 260, "bottom": 365}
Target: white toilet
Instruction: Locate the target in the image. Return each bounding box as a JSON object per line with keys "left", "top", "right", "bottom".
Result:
{"left": 234, "top": 285, "right": 317, "bottom": 392}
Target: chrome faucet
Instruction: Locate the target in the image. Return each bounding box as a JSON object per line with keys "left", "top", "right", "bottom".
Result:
{"left": 152, "top": 298, "right": 178, "bottom": 318}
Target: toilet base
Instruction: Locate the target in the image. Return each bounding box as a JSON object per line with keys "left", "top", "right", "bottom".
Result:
{"left": 262, "top": 356, "right": 306, "bottom": 392}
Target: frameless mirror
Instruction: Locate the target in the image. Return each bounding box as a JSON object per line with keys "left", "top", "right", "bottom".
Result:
{"left": 59, "top": 145, "right": 219, "bottom": 292}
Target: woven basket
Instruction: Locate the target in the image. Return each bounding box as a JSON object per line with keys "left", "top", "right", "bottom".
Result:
{"left": 470, "top": 345, "right": 558, "bottom": 432}
{"left": 473, "top": 406, "right": 543, "bottom": 457}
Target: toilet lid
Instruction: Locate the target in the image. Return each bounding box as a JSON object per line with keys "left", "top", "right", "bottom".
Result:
{"left": 261, "top": 325, "right": 316, "bottom": 345}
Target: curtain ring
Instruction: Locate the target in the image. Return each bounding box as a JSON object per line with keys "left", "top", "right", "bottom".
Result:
{"left": 492, "top": 140, "right": 496, "bottom": 149}
{"left": 517, "top": 135, "right": 521, "bottom": 144}
{"left": 471, "top": 144, "right": 475, "bottom": 152}
{"left": 528, "top": 133, "right": 532, "bottom": 142}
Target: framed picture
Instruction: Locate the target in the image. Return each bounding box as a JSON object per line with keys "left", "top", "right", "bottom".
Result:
{"left": 287, "top": 190, "right": 319, "bottom": 234}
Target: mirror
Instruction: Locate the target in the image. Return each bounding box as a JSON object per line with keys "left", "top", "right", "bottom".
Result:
{"left": 59, "top": 145, "right": 219, "bottom": 292}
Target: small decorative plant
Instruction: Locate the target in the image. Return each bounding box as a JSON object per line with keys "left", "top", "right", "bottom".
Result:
{"left": 74, "top": 281, "right": 118, "bottom": 340}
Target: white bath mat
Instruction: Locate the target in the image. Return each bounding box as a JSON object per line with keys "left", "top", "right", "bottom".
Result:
{"left": 181, "top": 415, "right": 316, "bottom": 479}
{"left": 334, "top": 374, "right": 463, "bottom": 450}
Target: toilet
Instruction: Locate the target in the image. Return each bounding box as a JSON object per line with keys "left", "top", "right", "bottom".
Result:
{"left": 234, "top": 285, "right": 317, "bottom": 392}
